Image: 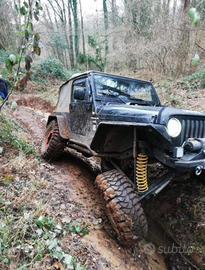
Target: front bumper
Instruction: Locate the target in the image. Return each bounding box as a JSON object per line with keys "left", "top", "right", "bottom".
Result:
{"left": 162, "top": 152, "right": 205, "bottom": 171}
{"left": 175, "top": 158, "right": 205, "bottom": 170}
{"left": 156, "top": 138, "right": 205, "bottom": 173}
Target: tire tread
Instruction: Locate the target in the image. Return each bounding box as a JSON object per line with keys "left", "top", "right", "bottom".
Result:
{"left": 41, "top": 120, "right": 67, "bottom": 160}
{"left": 95, "top": 169, "right": 148, "bottom": 246}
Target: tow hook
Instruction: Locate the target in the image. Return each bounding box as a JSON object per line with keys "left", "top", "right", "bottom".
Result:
{"left": 195, "top": 165, "right": 203, "bottom": 176}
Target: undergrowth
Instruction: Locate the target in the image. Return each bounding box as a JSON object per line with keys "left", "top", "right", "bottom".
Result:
{"left": 35, "top": 58, "right": 76, "bottom": 81}
{"left": 182, "top": 68, "right": 205, "bottom": 82}
{"left": 0, "top": 174, "right": 89, "bottom": 270}
{"left": 0, "top": 113, "right": 88, "bottom": 270}
{"left": 0, "top": 114, "right": 37, "bottom": 157}
{"left": 180, "top": 68, "right": 205, "bottom": 89}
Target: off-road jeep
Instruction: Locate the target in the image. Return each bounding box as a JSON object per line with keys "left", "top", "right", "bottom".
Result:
{"left": 42, "top": 71, "right": 205, "bottom": 246}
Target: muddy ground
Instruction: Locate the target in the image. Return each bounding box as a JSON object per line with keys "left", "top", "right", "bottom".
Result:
{"left": 1, "top": 93, "right": 205, "bottom": 270}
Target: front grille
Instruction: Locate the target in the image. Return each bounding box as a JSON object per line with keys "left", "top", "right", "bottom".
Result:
{"left": 177, "top": 118, "right": 205, "bottom": 146}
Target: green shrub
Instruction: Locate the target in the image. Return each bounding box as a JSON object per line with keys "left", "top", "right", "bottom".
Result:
{"left": 200, "top": 73, "right": 205, "bottom": 89}
{"left": 32, "top": 75, "right": 47, "bottom": 85}
{"left": 36, "top": 58, "right": 71, "bottom": 81}
{"left": 182, "top": 69, "right": 205, "bottom": 81}
{"left": 78, "top": 52, "right": 105, "bottom": 72}
{"left": 181, "top": 68, "right": 205, "bottom": 90}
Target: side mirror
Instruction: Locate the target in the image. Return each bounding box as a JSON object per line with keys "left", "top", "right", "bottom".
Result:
{"left": 74, "top": 88, "right": 85, "bottom": 100}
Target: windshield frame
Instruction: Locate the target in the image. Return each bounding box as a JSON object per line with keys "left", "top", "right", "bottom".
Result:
{"left": 91, "top": 72, "right": 161, "bottom": 106}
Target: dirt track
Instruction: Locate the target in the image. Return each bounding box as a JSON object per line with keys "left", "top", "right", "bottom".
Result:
{"left": 9, "top": 93, "right": 202, "bottom": 270}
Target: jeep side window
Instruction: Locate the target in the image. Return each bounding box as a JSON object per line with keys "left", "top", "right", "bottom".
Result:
{"left": 72, "top": 79, "right": 86, "bottom": 102}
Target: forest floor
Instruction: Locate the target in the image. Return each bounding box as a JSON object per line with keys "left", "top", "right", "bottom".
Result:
{"left": 1, "top": 76, "right": 205, "bottom": 270}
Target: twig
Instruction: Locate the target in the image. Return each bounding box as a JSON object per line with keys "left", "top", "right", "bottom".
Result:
{"left": 195, "top": 42, "right": 205, "bottom": 52}
{"left": 0, "top": 88, "right": 14, "bottom": 110}
{"left": 171, "top": 26, "right": 205, "bottom": 31}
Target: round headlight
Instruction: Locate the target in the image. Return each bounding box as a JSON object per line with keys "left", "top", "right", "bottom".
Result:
{"left": 167, "top": 118, "right": 181, "bottom": 137}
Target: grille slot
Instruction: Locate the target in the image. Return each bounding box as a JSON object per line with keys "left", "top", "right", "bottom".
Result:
{"left": 179, "top": 119, "right": 205, "bottom": 146}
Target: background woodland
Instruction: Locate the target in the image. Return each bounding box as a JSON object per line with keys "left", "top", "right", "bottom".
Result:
{"left": 0, "top": 0, "right": 205, "bottom": 82}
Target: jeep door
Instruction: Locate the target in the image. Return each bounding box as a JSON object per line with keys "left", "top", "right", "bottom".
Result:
{"left": 69, "top": 77, "right": 93, "bottom": 144}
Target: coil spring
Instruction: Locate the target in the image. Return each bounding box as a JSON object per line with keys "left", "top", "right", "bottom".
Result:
{"left": 136, "top": 153, "right": 148, "bottom": 193}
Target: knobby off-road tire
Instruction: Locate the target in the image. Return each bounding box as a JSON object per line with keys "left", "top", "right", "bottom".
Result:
{"left": 95, "top": 169, "right": 148, "bottom": 246}
{"left": 41, "top": 120, "right": 67, "bottom": 161}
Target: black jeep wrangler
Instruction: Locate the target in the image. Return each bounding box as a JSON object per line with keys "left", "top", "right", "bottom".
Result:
{"left": 42, "top": 71, "right": 205, "bottom": 245}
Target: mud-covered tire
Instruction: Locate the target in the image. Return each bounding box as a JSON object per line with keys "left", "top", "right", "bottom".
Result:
{"left": 95, "top": 169, "right": 148, "bottom": 246}
{"left": 41, "top": 120, "right": 67, "bottom": 161}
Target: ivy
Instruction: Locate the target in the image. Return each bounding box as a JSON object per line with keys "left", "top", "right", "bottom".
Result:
{"left": 188, "top": 8, "right": 200, "bottom": 27}
{"left": 188, "top": 7, "right": 201, "bottom": 66}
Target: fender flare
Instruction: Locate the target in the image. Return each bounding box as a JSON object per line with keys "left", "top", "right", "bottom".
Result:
{"left": 90, "top": 122, "right": 171, "bottom": 152}
{"left": 47, "top": 115, "right": 69, "bottom": 140}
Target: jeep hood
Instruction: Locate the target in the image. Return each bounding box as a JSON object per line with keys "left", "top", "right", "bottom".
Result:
{"left": 96, "top": 104, "right": 161, "bottom": 124}
{"left": 96, "top": 104, "right": 205, "bottom": 124}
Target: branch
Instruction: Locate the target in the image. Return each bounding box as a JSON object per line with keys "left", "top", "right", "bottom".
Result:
{"left": 163, "top": 26, "right": 205, "bottom": 32}
{"left": 195, "top": 42, "right": 205, "bottom": 52}
{"left": 0, "top": 88, "right": 14, "bottom": 110}
{"left": 0, "top": 44, "right": 6, "bottom": 51}
{"left": 0, "top": 46, "right": 24, "bottom": 110}
{"left": 0, "top": 18, "right": 26, "bottom": 111}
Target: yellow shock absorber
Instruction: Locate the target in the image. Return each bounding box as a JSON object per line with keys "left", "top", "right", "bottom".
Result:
{"left": 136, "top": 153, "right": 148, "bottom": 193}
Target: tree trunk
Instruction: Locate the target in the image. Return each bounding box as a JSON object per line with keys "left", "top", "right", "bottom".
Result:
{"left": 111, "top": 0, "right": 117, "bottom": 50}
{"left": 176, "top": 0, "right": 191, "bottom": 76}
{"left": 73, "top": 0, "right": 79, "bottom": 65}
{"left": 183, "top": 0, "right": 190, "bottom": 11}
{"left": 59, "top": 0, "right": 70, "bottom": 69}
{"left": 103, "top": 0, "right": 109, "bottom": 56}
{"left": 68, "top": 0, "right": 75, "bottom": 68}
{"left": 79, "top": 0, "right": 85, "bottom": 55}
{"left": 111, "top": 0, "right": 116, "bottom": 27}
{"left": 47, "top": 0, "right": 64, "bottom": 63}
{"left": 69, "top": 0, "right": 79, "bottom": 66}
{"left": 44, "top": 4, "right": 58, "bottom": 59}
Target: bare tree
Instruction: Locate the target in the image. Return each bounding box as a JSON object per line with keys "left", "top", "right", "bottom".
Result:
{"left": 44, "top": 0, "right": 75, "bottom": 68}
{"left": 175, "top": 0, "right": 191, "bottom": 76}
{"left": 0, "top": 0, "right": 17, "bottom": 51}
{"left": 103, "top": 0, "right": 109, "bottom": 55}
{"left": 9, "top": 0, "right": 202, "bottom": 78}
{"left": 69, "top": 0, "right": 79, "bottom": 64}
{"left": 79, "top": 0, "right": 85, "bottom": 55}
{"left": 68, "top": 0, "right": 74, "bottom": 68}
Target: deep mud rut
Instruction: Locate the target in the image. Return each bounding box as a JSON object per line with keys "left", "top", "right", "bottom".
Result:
{"left": 8, "top": 94, "right": 202, "bottom": 270}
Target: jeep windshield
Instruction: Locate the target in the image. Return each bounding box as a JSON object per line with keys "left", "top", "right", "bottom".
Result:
{"left": 93, "top": 74, "right": 160, "bottom": 106}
